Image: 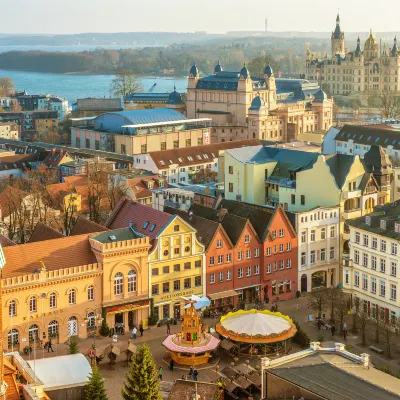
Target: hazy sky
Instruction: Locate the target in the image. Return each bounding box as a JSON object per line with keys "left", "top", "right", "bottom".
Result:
{"left": 2, "top": 0, "right": 399, "bottom": 34}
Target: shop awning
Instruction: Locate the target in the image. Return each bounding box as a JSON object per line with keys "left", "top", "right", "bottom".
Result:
{"left": 208, "top": 290, "right": 239, "bottom": 300}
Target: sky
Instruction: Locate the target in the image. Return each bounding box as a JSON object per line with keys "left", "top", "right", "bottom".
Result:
{"left": 1, "top": 0, "right": 399, "bottom": 34}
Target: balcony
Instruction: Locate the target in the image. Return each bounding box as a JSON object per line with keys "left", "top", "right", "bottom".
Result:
{"left": 343, "top": 208, "right": 361, "bottom": 220}
{"left": 343, "top": 190, "right": 361, "bottom": 199}
{"left": 266, "top": 177, "right": 296, "bottom": 189}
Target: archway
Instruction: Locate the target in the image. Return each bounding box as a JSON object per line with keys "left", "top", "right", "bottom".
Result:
{"left": 365, "top": 197, "right": 375, "bottom": 214}
{"left": 301, "top": 274, "right": 308, "bottom": 292}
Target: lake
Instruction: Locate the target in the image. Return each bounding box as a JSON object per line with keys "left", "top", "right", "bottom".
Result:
{"left": 0, "top": 70, "right": 188, "bottom": 105}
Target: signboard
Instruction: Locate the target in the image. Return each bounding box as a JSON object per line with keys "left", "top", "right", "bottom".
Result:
{"left": 203, "top": 130, "right": 210, "bottom": 145}
{"left": 106, "top": 300, "right": 150, "bottom": 315}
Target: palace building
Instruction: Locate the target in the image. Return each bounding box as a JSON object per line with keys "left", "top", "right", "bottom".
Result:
{"left": 186, "top": 61, "right": 333, "bottom": 143}
{"left": 305, "top": 15, "right": 400, "bottom": 96}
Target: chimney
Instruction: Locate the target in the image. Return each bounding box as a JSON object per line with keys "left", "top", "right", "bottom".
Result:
{"left": 360, "top": 353, "right": 370, "bottom": 368}
{"left": 218, "top": 208, "right": 228, "bottom": 222}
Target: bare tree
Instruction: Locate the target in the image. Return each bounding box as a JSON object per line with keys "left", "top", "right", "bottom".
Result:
{"left": 110, "top": 70, "right": 143, "bottom": 98}
{"left": 326, "top": 287, "right": 342, "bottom": 323}
{"left": 0, "top": 76, "right": 15, "bottom": 96}
{"left": 334, "top": 293, "right": 349, "bottom": 334}
{"left": 379, "top": 317, "right": 397, "bottom": 358}
{"left": 355, "top": 306, "right": 371, "bottom": 347}
{"left": 352, "top": 296, "right": 360, "bottom": 333}
{"left": 380, "top": 89, "right": 400, "bottom": 119}
{"left": 308, "top": 288, "right": 328, "bottom": 319}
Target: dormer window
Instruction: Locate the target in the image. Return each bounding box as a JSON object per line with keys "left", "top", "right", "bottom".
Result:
{"left": 365, "top": 216, "right": 371, "bottom": 226}
{"left": 146, "top": 182, "right": 153, "bottom": 189}
{"left": 380, "top": 219, "right": 387, "bottom": 230}
{"left": 395, "top": 223, "right": 400, "bottom": 233}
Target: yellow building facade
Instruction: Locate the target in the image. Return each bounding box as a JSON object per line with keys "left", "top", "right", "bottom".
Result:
{"left": 149, "top": 215, "right": 205, "bottom": 320}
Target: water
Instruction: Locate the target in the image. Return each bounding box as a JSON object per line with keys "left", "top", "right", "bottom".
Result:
{"left": 0, "top": 70, "right": 188, "bottom": 105}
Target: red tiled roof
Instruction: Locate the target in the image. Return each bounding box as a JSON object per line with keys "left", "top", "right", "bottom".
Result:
{"left": 148, "top": 139, "right": 261, "bottom": 169}
{"left": 106, "top": 199, "right": 172, "bottom": 238}
{"left": 70, "top": 216, "right": 108, "bottom": 236}
{"left": 28, "top": 222, "right": 64, "bottom": 243}
{"left": 126, "top": 174, "right": 167, "bottom": 200}
{"left": 2, "top": 234, "right": 97, "bottom": 278}
{"left": 0, "top": 234, "right": 16, "bottom": 247}
{"left": 4, "top": 358, "right": 19, "bottom": 400}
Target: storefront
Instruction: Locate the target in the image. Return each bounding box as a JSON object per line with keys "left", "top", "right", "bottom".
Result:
{"left": 153, "top": 289, "right": 199, "bottom": 321}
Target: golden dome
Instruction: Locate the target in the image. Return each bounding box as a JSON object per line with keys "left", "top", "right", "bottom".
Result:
{"left": 364, "top": 29, "right": 377, "bottom": 47}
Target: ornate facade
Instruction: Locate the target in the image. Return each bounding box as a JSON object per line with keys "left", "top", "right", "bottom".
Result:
{"left": 187, "top": 62, "right": 333, "bottom": 143}
{"left": 305, "top": 15, "right": 400, "bottom": 95}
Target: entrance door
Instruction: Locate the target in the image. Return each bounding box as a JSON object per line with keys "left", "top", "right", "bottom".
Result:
{"left": 128, "top": 311, "right": 136, "bottom": 330}
{"left": 68, "top": 317, "right": 78, "bottom": 337}
{"left": 174, "top": 303, "right": 181, "bottom": 319}
{"left": 301, "top": 274, "right": 308, "bottom": 292}
{"left": 115, "top": 313, "right": 123, "bottom": 324}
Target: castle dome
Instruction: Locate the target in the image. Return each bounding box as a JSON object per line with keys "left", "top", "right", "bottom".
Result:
{"left": 214, "top": 61, "right": 223, "bottom": 73}
{"left": 240, "top": 64, "right": 250, "bottom": 79}
{"left": 249, "top": 95, "right": 267, "bottom": 111}
{"left": 167, "top": 86, "right": 184, "bottom": 105}
{"left": 189, "top": 63, "right": 198, "bottom": 77}
{"left": 313, "top": 89, "right": 328, "bottom": 103}
{"left": 364, "top": 29, "right": 377, "bottom": 48}
{"left": 264, "top": 62, "right": 273, "bottom": 77}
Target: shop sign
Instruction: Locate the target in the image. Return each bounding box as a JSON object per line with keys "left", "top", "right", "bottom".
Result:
{"left": 159, "top": 290, "right": 194, "bottom": 301}
{"left": 106, "top": 300, "right": 149, "bottom": 315}
{"left": 23, "top": 309, "right": 64, "bottom": 320}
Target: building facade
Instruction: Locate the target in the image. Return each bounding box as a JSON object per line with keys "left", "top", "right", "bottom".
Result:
{"left": 343, "top": 202, "right": 400, "bottom": 323}
{"left": 305, "top": 15, "right": 400, "bottom": 96}
{"left": 187, "top": 62, "right": 333, "bottom": 143}
{"left": 0, "top": 123, "right": 19, "bottom": 140}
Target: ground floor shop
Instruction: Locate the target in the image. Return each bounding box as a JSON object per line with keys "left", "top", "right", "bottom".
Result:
{"left": 299, "top": 264, "right": 339, "bottom": 292}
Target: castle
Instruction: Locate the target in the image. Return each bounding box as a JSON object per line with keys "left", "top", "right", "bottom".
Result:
{"left": 305, "top": 15, "right": 400, "bottom": 96}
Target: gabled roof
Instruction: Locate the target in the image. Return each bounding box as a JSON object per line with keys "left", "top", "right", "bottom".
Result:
{"left": 42, "top": 149, "right": 73, "bottom": 168}
{"left": 2, "top": 234, "right": 97, "bottom": 278}
{"left": 69, "top": 216, "right": 108, "bottom": 236}
{"left": 0, "top": 234, "right": 16, "bottom": 247}
{"left": 106, "top": 199, "right": 172, "bottom": 238}
{"left": 28, "top": 222, "right": 64, "bottom": 243}
{"left": 126, "top": 174, "right": 166, "bottom": 200}
{"left": 324, "top": 153, "right": 357, "bottom": 188}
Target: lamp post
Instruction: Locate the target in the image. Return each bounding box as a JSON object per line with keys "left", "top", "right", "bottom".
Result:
{"left": 84, "top": 307, "right": 103, "bottom": 351}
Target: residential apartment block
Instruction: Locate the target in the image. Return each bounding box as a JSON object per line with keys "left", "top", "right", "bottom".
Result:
{"left": 0, "top": 122, "right": 19, "bottom": 140}
{"left": 343, "top": 202, "right": 400, "bottom": 322}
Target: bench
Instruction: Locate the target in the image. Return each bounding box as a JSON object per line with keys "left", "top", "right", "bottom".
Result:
{"left": 368, "top": 345, "right": 384, "bottom": 354}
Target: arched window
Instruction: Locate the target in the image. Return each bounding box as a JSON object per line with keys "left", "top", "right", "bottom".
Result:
{"left": 29, "top": 297, "right": 37, "bottom": 313}
{"left": 87, "top": 312, "right": 95, "bottom": 328}
{"left": 8, "top": 329, "right": 19, "bottom": 348}
{"left": 49, "top": 293, "right": 57, "bottom": 309}
{"left": 68, "top": 289, "right": 76, "bottom": 305}
{"left": 48, "top": 320, "right": 58, "bottom": 337}
{"left": 114, "top": 272, "right": 123, "bottom": 295}
{"left": 88, "top": 285, "right": 94, "bottom": 301}
{"left": 128, "top": 270, "right": 137, "bottom": 293}
{"left": 28, "top": 324, "right": 39, "bottom": 342}
{"left": 9, "top": 300, "right": 16, "bottom": 317}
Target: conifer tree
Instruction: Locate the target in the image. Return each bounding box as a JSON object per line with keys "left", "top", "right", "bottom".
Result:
{"left": 85, "top": 366, "right": 108, "bottom": 400}
{"left": 121, "top": 344, "right": 161, "bottom": 400}
{"left": 67, "top": 335, "right": 79, "bottom": 355}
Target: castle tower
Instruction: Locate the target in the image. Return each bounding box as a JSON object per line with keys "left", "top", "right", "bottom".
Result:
{"left": 187, "top": 63, "right": 200, "bottom": 119}
{"left": 364, "top": 29, "right": 379, "bottom": 60}
{"left": 355, "top": 36, "right": 362, "bottom": 57}
{"left": 331, "top": 14, "right": 345, "bottom": 56}
{"left": 391, "top": 36, "right": 399, "bottom": 57}
{"left": 264, "top": 62, "right": 276, "bottom": 109}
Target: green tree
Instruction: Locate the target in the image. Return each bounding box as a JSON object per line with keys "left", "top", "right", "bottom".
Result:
{"left": 85, "top": 366, "right": 108, "bottom": 400}
{"left": 110, "top": 70, "right": 143, "bottom": 98}
{"left": 121, "top": 345, "right": 161, "bottom": 400}
{"left": 247, "top": 55, "right": 279, "bottom": 77}
{"left": 99, "top": 317, "right": 110, "bottom": 337}
{"left": 67, "top": 335, "right": 79, "bottom": 355}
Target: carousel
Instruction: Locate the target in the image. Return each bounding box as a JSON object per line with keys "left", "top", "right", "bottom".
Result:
{"left": 216, "top": 309, "right": 297, "bottom": 357}
{"left": 162, "top": 295, "right": 220, "bottom": 366}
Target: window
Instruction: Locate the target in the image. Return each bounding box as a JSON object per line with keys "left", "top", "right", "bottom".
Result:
{"left": 68, "top": 289, "right": 76, "bottom": 305}
{"left": 254, "top": 248, "right": 260, "bottom": 257}
{"left": 355, "top": 232, "right": 360, "bottom": 243}
{"left": 218, "top": 272, "right": 224, "bottom": 282}
{"left": 354, "top": 250, "right": 360, "bottom": 264}
{"left": 301, "top": 231, "right": 306, "bottom": 243}
{"left": 301, "top": 195, "right": 305, "bottom": 205}
{"left": 195, "top": 276, "right": 201, "bottom": 286}
{"left": 238, "top": 251, "right": 244, "bottom": 261}
{"left": 29, "top": 325, "right": 39, "bottom": 342}
{"left": 362, "top": 253, "right": 368, "bottom": 267}
{"left": 372, "top": 237, "right": 377, "bottom": 249}
{"left": 128, "top": 270, "right": 137, "bottom": 293}
{"left": 226, "top": 253, "right": 232, "bottom": 263}
{"left": 278, "top": 260, "right": 283, "bottom": 270}
{"left": 279, "top": 244, "right": 284, "bottom": 253}
{"left": 272, "top": 231, "right": 277, "bottom": 239}
{"left": 321, "top": 248, "right": 326, "bottom": 262}
{"left": 391, "top": 262, "right": 397, "bottom": 277}
{"left": 301, "top": 252, "right": 306, "bottom": 266}
{"left": 291, "top": 194, "right": 295, "bottom": 205}
{"left": 8, "top": 329, "right": 19, "bottom": 348}
{"left": 363, "top": 274, "right": 368, "bottom": 290}
{"left": 244, "top": 235, "right": 250, "bottom": 243}
{"left": 88, "top": 285, "right": 94, "bottom": 301}
{"left": 229, "top": 166, "right": 233, "bottom": 174}
{"left": 274, "top": 261, "right": 277, "bottom": 271}
{"left": 9, "top": 300, "right": 16, "bottom": 317}
{"left": 29, "top": 297, "right": 37, "bottom": 313}
{"left": 266, "top": 247, "right": 271, "bottom": 256}
{"left": 381, "top": 240, "right": 387, "bottom": 253}
{"left": 371, "top": 277, "right": 377, "bottom": 294}
{"left": 279, "top": 229, "right": 284, "bottom": 237}
{"left": 228, "top": 183, "right": 233, "bottom": 192}
{"left": 114, "top": 272, "right": 123, "bottom": 295}
{"left": 209, "top": 256, "right": 215, "bottom": 266}
{"left": 217, "top": 255, "right": 224, "bottom": 264}
{"left": 195, "top": 260, "right": 201, "bottom": 268}
{"left": 380, "top": 219, "right": 387, "bottom": 229}
{"left": 345, "top": 270, "right": 349, "bottom": 284}
{"left": 210, "top": 273, "right": 215, "bottom": 284}
{"left": 121, "top": 144, "right": 126, "bottom": 154}
{"left": 310, "top": 251, "right": 316, "bottom": 264}
{"left": 216, "top": 239, "right": 222, "bottom": 248}
{"left": 363, "top": 234, "right": 369, "bottom": 247}
{"left": 380, "top": 280, "right": 386, "bottom": 297}
{"left": 174, "top": 225, "right": 180, "bottom": 232}
{"left": 50, "top": 293, "right": 56, "bottom": 309}
{"left": 391, "top": 284, "right": 397, "bottom": 301}
{"left": 330, "top": 247, "right": 335, "bottom": 260}
{"left": 286, "top": 243, "right": 292, "bottom": 252}
{"left": 174, "top": 264, "right": 180, "bottom": 272}
{"left": 254, "top": 265, "right": 260, "bottom": 275}
{"left": 371, "top": 256, "right": 377, "bottom": 270}
{"left": 174, "top": 248, "right": 180, "bottom": 255}
{"left": 238, "top": 268, "right": 243, "bottom": 278}
{"left": 152, "top": 268, "right": 159, "bottom": 276}
{"left": 246, "top": 266, "right": 251, "bottom": 277}
{"left": 184, "top": 278, "right": 191, "bottom": 289}
{"left": 380, "top": 259, "right": 386, "bottom": 273}
{"left": 266, "top": 263, "right": 272, "bottom": 274}
{"left": 174, "top": 280, "right": 180, "bottom": 291}
{"left": 246, "top": 250, "right": 251, "bottom": 259}
{"left": 392, "top": 243, "right": 398, "bottom": 255}
{"left": 286, "top": 259, "right": 291, "bottom": 269}
{"left": 354, "top": 272, "right": 360, "bottom": 287}
{"left": 330, "top": 226, "right": 335, "bottom": 238}
{"left": 321, "top": 228, "right": 326, "bottom": 240}
{"left": 311, "top": 230, "right": 315, "bottom": 242}
{"left": 163, "top": 282, "right": 170, "bottom": 293}
{"left": 141, "top": 144, "right": 147, "bottom": 154}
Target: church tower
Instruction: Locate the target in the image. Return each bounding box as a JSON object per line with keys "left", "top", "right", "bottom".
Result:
{"left": 331, "top": 14, "right": 345, "bottom": 56}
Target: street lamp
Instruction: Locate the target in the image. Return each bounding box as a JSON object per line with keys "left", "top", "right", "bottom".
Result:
{"left": 84, "top": 307, "right": 103, "bottom": 350}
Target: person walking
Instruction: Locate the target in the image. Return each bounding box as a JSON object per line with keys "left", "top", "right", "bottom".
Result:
{"left": 189, "top": 366, "right": 194, "bottom": 379}
{"left": 132, "top": 326, "right": 137, "bottom": 339}
{"left": 166, "top": 322, "right": 171, "bottom": 334}
{"left": 139, "top": 324, "right": 144, "bottom": 337}
{"left": 343, "top": 327, "right": 347, "bottom": 340}
{"left": 169, "top": 359, "right": 174, "bottom": 371}
{"left": 47, "top": 338, "right": 54, "bottom": 352}
{"left": 330, "top": 325, "right": 336, "bottom": 337}
{"left": 158, "top": 366, "right": 163, "bottom": 381}
{"left": 193, "top": 369, "right": 198, "bottom": 381}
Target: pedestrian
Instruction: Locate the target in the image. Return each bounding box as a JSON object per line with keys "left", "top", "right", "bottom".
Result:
{"left": 193, "top": 369, "right": 198, "bottom": 381}
{"left": 132, "top": 326, "right": 137, "bottom": 339}
{"left": 166, "top": 322, "right": 171, "bottom": 334}
{"left": 189, "top": 366, "right": 194, "bottom": 378}
{"left": 343, "top": 327, "right": 347, "bottom": 340}
{"left": 139, "top": 324, "right": 144, "bottom": 337}
{"left": 317, "top": 319, "right": 321, "bottom": 330}
{"left": 44, "top": 341, "right": 48, "bottom": 351}
{"left": 47, "top": 338, "right": 54, "bottom": 352}
{"left": 170, "top": 359, "right": 174, "bottom": 371}
{"left": 158, "top": 366, "right": 163, "bottom": 381}
{"left": 330, "top": 325, "right": 336, "bottom": 337}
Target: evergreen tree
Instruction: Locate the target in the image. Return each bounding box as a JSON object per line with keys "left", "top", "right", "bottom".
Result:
{"left": 85, "top": 366, "right": 108, "bottom": 400}
{"left": 99, "top": 318, "right": 110, "bottom": 337}
{"left": 67, "top": 335, "right": 79, "bottom": 355}
{"left": 121, "top": 345, "right": 161, "bottom": 400}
